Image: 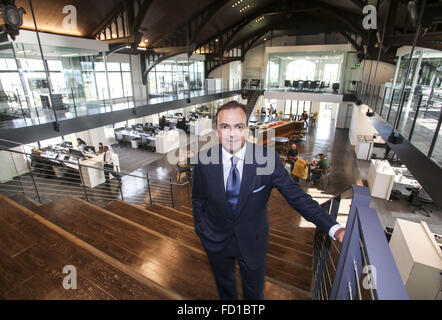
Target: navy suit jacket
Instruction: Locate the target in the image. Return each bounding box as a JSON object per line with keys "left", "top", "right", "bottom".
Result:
{"left": 191, "top": 142, "right": 336, "bottom": 270}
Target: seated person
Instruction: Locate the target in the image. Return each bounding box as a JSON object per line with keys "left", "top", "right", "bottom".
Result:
{"left": 77, "top": 138, "right": 87, "bottom": 149}
{"left": 286, "top": 144, "right": 299, "bottom": 171}
{"left": 159, "top": 115, "right": 167, "bottom": 130}
{"left": 301, "top": 110, "right": 308, "bottom": 120}
{"left": 176, "top": 117, "right": 188, "bottom": 132}
{"left": 309, "top": 153, "right": 330, "bottom": 180}
{"left": 97, "top": 142, "right": 104, "bottom": 154}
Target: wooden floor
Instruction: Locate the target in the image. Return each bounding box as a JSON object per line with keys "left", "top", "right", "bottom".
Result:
{"left": 0, "top": 117, "right": 366, "bottom": 300}
{"left": 0, "top": 193, "right": 313, "bottom": 299}
{"left": 0, "top": 194, "right": 174, "bottom": 299}
{"left": 4, "top": 117, "right": 435, "bottom": 299}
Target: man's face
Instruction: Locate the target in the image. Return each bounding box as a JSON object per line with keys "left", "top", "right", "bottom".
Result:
{"left": 216, "top": 107, "right": 248, "bottom": 154}
{"left": 292, "top": 144, "right": 296, "bottom": 150}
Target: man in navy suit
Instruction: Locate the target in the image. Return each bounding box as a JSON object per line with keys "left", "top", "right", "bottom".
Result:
{"left": 192, "top": 101, "right": 345, "bottom": 300}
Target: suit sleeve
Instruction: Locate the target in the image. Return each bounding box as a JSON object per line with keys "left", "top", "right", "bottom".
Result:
{"left": 270, "top": 151, "right": 337, "bottom": 234}
{"left": 191, "top": 162, "right": 207, "bottom": 234}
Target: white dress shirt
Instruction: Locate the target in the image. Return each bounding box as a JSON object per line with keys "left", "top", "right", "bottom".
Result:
{"left": 221, "top": 143, "right": 247, "bottom": 191}
{"left": 220, "top": 143, "right": 342, "bottom": 240}
{"left": 103, "top": 149, "right": 115, "bottom": 165}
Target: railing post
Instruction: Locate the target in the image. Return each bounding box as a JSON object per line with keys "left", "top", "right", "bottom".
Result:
{"left": 170, "top": 178, "right": 174, "bottom": 208}
{"left": 71, "top": 88, "right": 78, "bottom": 117}
{"left": 24, "top": 153, "right": 41, "bottom": 203}
{"left": 16, "top": 89, "right": 26, "bottom": 121}
{"left": 313, "top": 195, "right": 341, "bottom": 300}
{"left": 118, "top": 167, "right": 124, "bottom": 201}
{"left": 408, "top": 94, "right": 423, "bottom": 141}
{"left": 10, "top": 151, "right": 24, "bottom": 195}
{"left": 379, "top": 87, "right": 387, "bottom": 116}
{"left": 77, "top": 159, "right": 89, "bottom": 202}
{"left": 374, "top": 86, "right": 381, "bottom": 113}
{"left": 386, "top": 89, "right": 396, "bottom": 122}
{"left": 330, "top": 185, "right": 371, "bottom": 300}
{"left": 146, "top": 173, "right": 152, "bottom": 206}
{"left": 102, "top": 88, "right": 106, "bottom": 112}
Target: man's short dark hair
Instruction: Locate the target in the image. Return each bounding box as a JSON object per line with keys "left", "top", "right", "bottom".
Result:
{"left": 215, "top": 101, "right": 248, "bottom": 124}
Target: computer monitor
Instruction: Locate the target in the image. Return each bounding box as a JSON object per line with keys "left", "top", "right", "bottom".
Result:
{"left": 302, "top": 81, "right": 310, "bottom": 90}
{"left": 69, "top": 148, "right": 86, "bottom": 159}
{"left": 292, "top": 81, "right": 299, "bottom": 90}
{"left": 84, "top": 145, "right": 96, "bottom": 153}
{"left": 284, "top": 80, "right": 291, "bottom": 87}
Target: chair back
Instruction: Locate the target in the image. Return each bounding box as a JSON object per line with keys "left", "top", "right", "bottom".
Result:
{"left": 115, "top": 132, "right": 123, "bottom": 141}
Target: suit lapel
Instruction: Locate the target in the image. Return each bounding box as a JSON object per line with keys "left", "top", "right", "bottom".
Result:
{"left": 210, "top": 144, "right": 231, "bottom": 214}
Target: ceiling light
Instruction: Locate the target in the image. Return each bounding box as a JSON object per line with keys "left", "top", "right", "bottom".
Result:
{"left": 239, "top": 4, "right": 250, "bottom": 12}
{"left": 263, "top": 38, "right": 266, "bottom": 41}
{"left": 232, "top": 0, "right": 243, "bottom": 8}
{"left": 144, "top": 39, "right": 148, "bottom": 42}
{"left": 255, "top": 16, "right": 264, "bottom": 23}
{"left": 137, "top": 47, "right": 147, "bottom": 51}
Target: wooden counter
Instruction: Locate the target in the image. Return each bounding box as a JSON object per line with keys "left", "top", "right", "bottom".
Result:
{"left": 253, "top": 121, "right": 304, "bottom": 145}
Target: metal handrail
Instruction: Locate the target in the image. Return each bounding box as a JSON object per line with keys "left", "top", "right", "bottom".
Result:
{"left": 0, "top": 142, "right": 190, "bottom": 207}
{"left": 312, "top": 185, "right": 409, "bottom": 300}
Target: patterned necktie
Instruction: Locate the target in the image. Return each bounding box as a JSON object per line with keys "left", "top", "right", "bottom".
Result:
{"left": 226, "top": 156, "right": 241, "bottom": 213}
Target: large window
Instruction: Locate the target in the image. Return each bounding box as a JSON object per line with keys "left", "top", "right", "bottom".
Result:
{"left": 323, "top": 64, "right": 339, "bottom": 82}
{"left": 147, "top": 55, "right": 204, "bottom": 95}
{"left": 286, "top": 60, "right": 316, "bottom": 81}
{"left": 93, "top": 61, "right": 132, "bottom": 100}
{"left": 266, "top": 51, "right": 344, "bottom": 87}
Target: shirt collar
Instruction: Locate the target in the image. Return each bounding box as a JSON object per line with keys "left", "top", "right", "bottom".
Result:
{"left": 221, "top": 142, "right": 247, "bottom": 164}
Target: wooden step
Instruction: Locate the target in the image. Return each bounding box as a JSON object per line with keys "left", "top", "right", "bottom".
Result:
{"left": 106, "top": 201, "right": 313, "bottom": 295}
{"left": 0, "top": 195, "right": 173, "bottom": 300}
{"left": 175, "top": 204, "right": 315, "bottom": 246}
{"left": 153, "top": 204, "right": 313, "bottom": 256}
{"left": 32, "top": 196, "right": 228, "bottom": 299}
{"left": 9, "top": 194, "right": 41, "bottom": 212}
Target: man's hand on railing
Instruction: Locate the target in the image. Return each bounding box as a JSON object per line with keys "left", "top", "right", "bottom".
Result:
{"left": 334, "top": 228, "right": 346, "bottom": 244}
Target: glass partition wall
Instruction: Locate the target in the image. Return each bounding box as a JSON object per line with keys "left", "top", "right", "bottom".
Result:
{"left": 266, "top": 51, "right": 344, "bottom": 91}
{"left": 147, "top": 54, "right": 204, "bottom": 97}
{"left": 0, "top": 33, "right": 135, "bottom": 127}
{"left": 359, "top": 48, "right": 442, "bottom": 167}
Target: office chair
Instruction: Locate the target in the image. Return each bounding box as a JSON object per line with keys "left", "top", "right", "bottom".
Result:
{"left": 284, "top": 80, "right": 291, "bottom": 88}
{"left": 332, "top": 83, "right": 340, "bottom": 93}
{"left": 408, "top": 187, "right": 432, "bottom": 217}
{"left": 115, "top": 132, "right": 124, "bottom": 145}
{"left": 293, "top": 81, "right": 299, "bottom": 90}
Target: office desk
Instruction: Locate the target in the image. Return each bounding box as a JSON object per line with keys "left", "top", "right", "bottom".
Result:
{"left": 156, "top": 130, "right": 180, "bottom": 154}
{"left": 38, "top": 149, "right": 120, "bottom": 188}
{"left": 367, "top": 159, "right": 395, "bottom": 200}
{"left": 189, "top": 118, "right": 212, "bottom": 136}
{"left": 120, "top": 129, "right": 156, "bottom": 149}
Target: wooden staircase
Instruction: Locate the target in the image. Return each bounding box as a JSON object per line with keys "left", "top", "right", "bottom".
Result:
{"left": 0, "top": 193, "right": 315, "bottom": 299}
{"left": 244, "top": 90, "right": 264, "bottom": 117}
